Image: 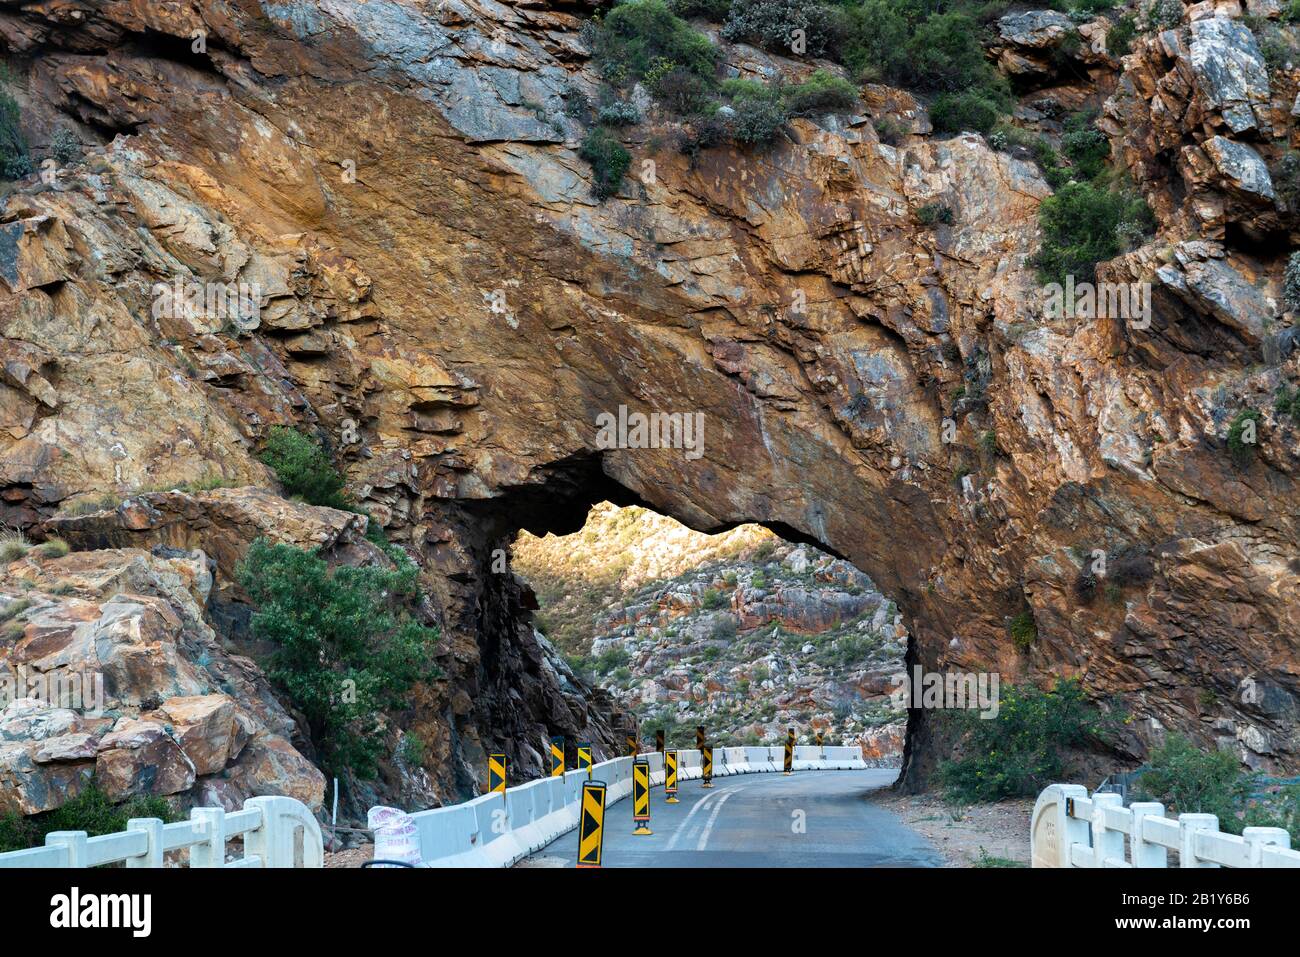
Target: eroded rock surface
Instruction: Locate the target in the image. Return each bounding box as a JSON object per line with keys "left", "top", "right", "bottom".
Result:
{"left": 0, "top": 0, "right": 1296, "bottom": 801}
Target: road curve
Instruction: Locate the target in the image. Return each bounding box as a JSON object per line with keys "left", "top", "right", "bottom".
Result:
{"left": 522, "top": 768, "right": 941, "bottom": 867}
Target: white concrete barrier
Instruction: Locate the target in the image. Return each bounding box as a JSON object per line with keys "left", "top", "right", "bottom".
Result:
{"left": 379, "top": 744, "right": 878, "bottom": 867}
{"left": 0, "top": 794, "right": 322, "bottom": 869}
{"left": 1031, "top": 783, "right": 1300, "bottom": 868}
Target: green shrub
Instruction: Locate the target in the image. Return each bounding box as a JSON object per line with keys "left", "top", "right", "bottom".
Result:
{"left": 1285, "top": 251, "right": 1300, "bottom": 312}
{"left": 784, "top": 69, "right": 858, "bottom": 116}
{"left": 833, "top": 0, "right": 910, "bottom": 84}
{"left": 669, "top": 0, "right": 732, "bottom": 18}
{"left": 1008, "top": 611, "right": 1037, "bottom": 650}
{"left": 597, "top": 100, "right": 641, "bottom": 126}
{"left": 937, "top": 679, "right": 1107, "bottom": 802}
{"left": 0, "top": 784, "right": 178, "bottom": 855}
{"left": 1060, "top": 111, "right": 1109, "bottom": 181}
{"left": 930, "top": 88, "right": 1006, "bottom": 134}
{"left": 904, "top": 13, "right": 998, "bottom": 93}
{"left": 700, "top": 587, "right": 727, "bottom": 609}
{"left": 721, "top": 0, "right": 841, "bottom": 57}
{"left": 36, "top": 537, "right": 70, "bottom": 559}
{"left": 579, "top": 127, "right": 632, "bottom": 200}
{"left": 1144, "top": 0, "right": 1183, "bottom": 31}
{"left": 0, "top": 79, "right": 31, "bottom": 181}
{"left": 50, "top": 127, "right": 82, "bottom": 166}
{"left": 237, "top": 539, "right": 441, "bottom": 779}
{"left": 916, "top": 202, "right": 954, "bottom": 226}
{"left": 594, "top": 0, "right": 719, "bottom": 87}
{"left": 1033, "top": 180, "right": 1154, "bottom": 285}
{"left": 1107, "top": 13, "right": 1137, "bottom": 56}
{"left": 1226, "top": 408, "right": 1262, "bottom": 465}
{"left": 1135, "top": 735, "right": 1254, "bottom": 823}
{"left": 259, "top": 426, "right": 349, "bottom": 509}
{"left": 595, "top": 646, "right": 632, "bottom": 674}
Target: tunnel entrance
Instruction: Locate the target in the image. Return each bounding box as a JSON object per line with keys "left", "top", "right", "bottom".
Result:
{"left": 511, "top": 501, "right": 908, "bottom": 770}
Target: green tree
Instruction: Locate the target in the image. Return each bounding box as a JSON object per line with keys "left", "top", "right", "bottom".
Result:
{"left": 237, "top": 539, "right": 441, "bottom": 779}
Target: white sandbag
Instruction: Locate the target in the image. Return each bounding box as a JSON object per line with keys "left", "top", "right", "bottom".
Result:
{"left": 367, "top": 806, "right": 422, "bottom": 866}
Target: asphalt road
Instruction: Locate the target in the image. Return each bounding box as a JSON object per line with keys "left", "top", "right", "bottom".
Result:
{"left": 523, "top": 768, "right": 941, "bottom": 867}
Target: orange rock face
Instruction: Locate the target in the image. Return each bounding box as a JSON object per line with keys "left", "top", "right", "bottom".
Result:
{"left": 0, "top": 0, "right": 1296, "bottom": 798}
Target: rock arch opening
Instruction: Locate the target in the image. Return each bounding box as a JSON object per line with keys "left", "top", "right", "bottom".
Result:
{"left": 511, "top": 500, "right": 910, "bottom": 771}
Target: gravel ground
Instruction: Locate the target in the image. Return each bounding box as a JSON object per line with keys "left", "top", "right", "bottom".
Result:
{"left": 869, "top": 791, "right": 1033, "bottom": 866}
{"left": 324, "top": 845, "right": 374, "bottom": 868}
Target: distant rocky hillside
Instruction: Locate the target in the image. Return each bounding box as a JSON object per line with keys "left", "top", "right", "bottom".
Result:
{"left": 515, "top": 504, "right": 907, "bottom": 761}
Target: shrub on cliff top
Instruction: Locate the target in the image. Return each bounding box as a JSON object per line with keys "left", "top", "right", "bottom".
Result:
{"left": 784, "top": 69, "right": 859, "bottom": 117}
{"left": 237, "top": 539, "right": 441, "bottom": 780}
{"left": 259, "top": 426, "right": 349, "bottom": 510}
{"left": 593, "top": 0, "right": 718, "bottom": 87}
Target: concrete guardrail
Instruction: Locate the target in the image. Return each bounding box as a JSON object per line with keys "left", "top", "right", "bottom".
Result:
{"left": 400, "top": 745, "right": 868, "bottom": 867}
{"left": 1031, "top": 783, "right": 1300, "bottom": 868}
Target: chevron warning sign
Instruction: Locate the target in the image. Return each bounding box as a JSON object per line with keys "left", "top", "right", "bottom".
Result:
{"left": 576, "top": 780, "right": 607, "bottom": 867}
{"left": 655, "top": 729, "right": 665, "bottom": 754}
{"left": 626, "top": 734, "right": 637, "bottom": 757}
{"left": 578, "top": 742, "right": 593, "bottom": 778}
{"left": 701, "top": 745, "right": 714, "bottom": 789}
{"left": 632, "top": 760, "right": 652, "bottom": 834}
{"left": 815, "top": 730, "right": 824, "bottom": 747}
{"left": 665, "top": 749, "right": 679, "bottom": 803}
{"left": 695, "top": 725, "right": 705, "bottom": 750}
{"left": 488, "top": 753, "right": 507, "bottom": 793}
{"left": 550, "top": 736, "right": 564, "bottom": 777}
{"left": 784, "top": 729, "right": 794, "bottom": 775}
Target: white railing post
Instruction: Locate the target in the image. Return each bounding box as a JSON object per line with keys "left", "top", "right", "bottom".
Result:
{"left": 1243, "top": 826, "right": 1290, "bottom": 867}
{"left": 45, "top": 831, "right": 87, "bottom": 868}
{"left": 245, "top": 795, "right": 324, "bottom": 868}
{"left": 1128, "top": 802, "right": 1167, "bottom": 867}
{"left": 126, "top": 818, "right": 164, "bottom": 868}
{"left": 190, "top": 806, "right": 226, "bottom": 867}
{"left": 1092, "top": 793, "right": 1125, "bottom": 866}
{"left": 1179, "top": 813, "right": 1220, "bottom": 868}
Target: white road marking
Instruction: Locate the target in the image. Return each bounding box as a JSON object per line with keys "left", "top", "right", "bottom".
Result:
{"left": 665, "top": 789, "right": 723, "bottom": 850}
{"left": 696, "top": 790, "right": 734, "bottom": 851}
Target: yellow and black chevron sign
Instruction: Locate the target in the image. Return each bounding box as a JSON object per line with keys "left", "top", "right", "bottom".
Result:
{"left": 701, "top": 745, "right": 713, "bottom": 787}
{"left": 632, "top": 760, "right": 652, "bottom": 833}
{"left": 815, "top": 731, "right": 824, "bottom": 747}
{"left": 488, "top": 753, "right": 507, "bottom": 793}
{"left": 550, "top": 736, "right": 564, "bottom": 777}
{"left": 626, "top": 734, "right": 637, "bottom": 756}
{"left": 695, "top": 725, "right": 705, "bottom": 750}
{"left": 783, "top": 737, "right": 794, "bottom": 774}
{"left": 578, "top": 742, "right": 593, "bottom": 778}
{"left": 655, "top": 729, "right": 665, "bottom": 753}
{"left": 665, "top": 749, "right": 679, "bottom": 801}
{"left": 576, "top": 781, "right": 607, "bottom": 867}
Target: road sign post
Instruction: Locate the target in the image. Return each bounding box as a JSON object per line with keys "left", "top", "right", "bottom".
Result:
{"left": 578, "top": 742, "right": 593, "bottom": 779}
{"left": 632, "top": 760, "right": 653, "bottom": 835}
{"left": 665, "top": 749, "right": 679, "bottom": 803}
{"left": 701, "top": 745, "right": 714, "bottom": 789}
{"left": 815, "top": 730, "right": 824, "bottom": 759}
{"left": 550, "top": 736, "right": 565, "bottom": 777}
{"left": 488, "top": 753, "right": 507, "bottom": 793}
{"left": 626, "top": 734, "right": 637, "bottom": 757}
{"left": 655, "top": 729, "right": 665, "bottom": 754}
{"left": 784, "top": 729, "right": 794, "bottom": 775}
{"left": 695, "top": 725, "right": 705, "bottom": 750}
{"left": 576, "top": 780, "right": 607, "bottom": 867}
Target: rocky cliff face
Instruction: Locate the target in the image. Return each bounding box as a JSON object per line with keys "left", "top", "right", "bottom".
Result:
{"left": 0, "top": 0, "right": 1297, "bottom": 810}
